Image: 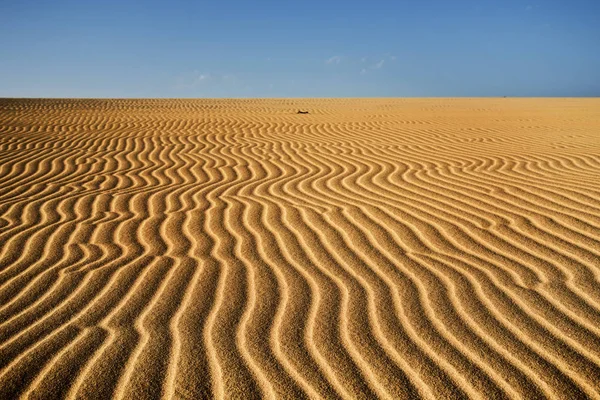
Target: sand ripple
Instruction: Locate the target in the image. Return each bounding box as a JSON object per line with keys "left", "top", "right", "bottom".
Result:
{"left": 1, "top": 98, "right": 600, "bottom": 399}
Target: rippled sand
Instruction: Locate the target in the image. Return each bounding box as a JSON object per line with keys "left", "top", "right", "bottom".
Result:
{"left": 1, "top": 98, "right": 600, "bottom": 399}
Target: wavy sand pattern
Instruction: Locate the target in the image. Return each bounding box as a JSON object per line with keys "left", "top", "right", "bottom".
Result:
{"left": 1, "top": 98, "right": 600, "bottom": 399}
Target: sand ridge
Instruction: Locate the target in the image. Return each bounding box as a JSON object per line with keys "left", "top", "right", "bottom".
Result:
{"left": 0, "top": 98, "right": 600, "bottom": 399}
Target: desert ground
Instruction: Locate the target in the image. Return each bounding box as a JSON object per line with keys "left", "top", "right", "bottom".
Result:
{"left": 0, "top": 98, "right": 599, "bottom": 399}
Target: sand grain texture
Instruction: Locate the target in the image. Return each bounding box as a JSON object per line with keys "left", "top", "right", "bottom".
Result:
{"left": 1, "top": 98, "right": 600, "bottom": 399}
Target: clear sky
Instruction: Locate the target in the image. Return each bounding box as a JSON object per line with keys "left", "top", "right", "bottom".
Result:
{"left": 1, "top": 0, "right": 599, "bottom": 97}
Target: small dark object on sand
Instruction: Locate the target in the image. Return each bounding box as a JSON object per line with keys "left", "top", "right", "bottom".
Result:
{"left": 297, "top": 110, "right": 309, "bottom": 114}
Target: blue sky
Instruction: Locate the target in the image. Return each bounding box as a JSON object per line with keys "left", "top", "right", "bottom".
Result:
{"left": 1, "top": 0, "right": 599, "bottom": 97}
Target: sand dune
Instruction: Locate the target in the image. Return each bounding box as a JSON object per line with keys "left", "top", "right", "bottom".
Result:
{"left": 1, "top": 98, "right": 600, "bottom": 399}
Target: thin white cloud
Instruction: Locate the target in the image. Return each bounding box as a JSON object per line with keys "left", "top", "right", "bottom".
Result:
{"left": 192, "top": 73, "right": 210, "bottom": 85}
{"left": 325, "top": 55, "right": 342, "bottom": 65}
{"left": 360, "top": 56, "right": 390, "bottom": 74}
{"left": 175, "top": 70, "right": 212, "bottom": 89}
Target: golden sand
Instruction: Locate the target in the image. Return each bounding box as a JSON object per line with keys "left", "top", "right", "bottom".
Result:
{"left": 1, "top": 98, "right": 600, "bottom": 399}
